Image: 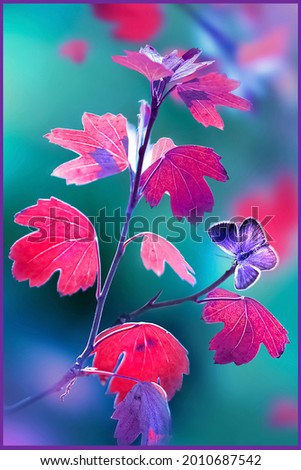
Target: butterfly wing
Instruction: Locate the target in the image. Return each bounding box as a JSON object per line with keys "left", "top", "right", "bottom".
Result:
{"left": 247, "top": 245, "right": 278, "bottom": 271}
{"left": 208, "top": 222, "right": 239, "bottom": 256}
{"left": 234, "top": 263, "right": 260, "bottom": 290}
{"left": 239, "top": 218, "right": 267, "bottom": 253}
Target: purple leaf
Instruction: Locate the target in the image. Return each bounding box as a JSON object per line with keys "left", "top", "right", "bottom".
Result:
{"left": 113, "top": 45, "right": 212, "bottom": 85}
{"left": 203, "top": 288, "right": 289, "bottom": 365}
{"left": 112, "top": 49, "right": 172, "bottom": 82}
{"left": 140, "top": 138, "right": 228, "bottom": 222}
{"left": 178, "top": 72, "right": 251, "bottom": 129}
{"left": 112, "top": 382, "right": 171, "bottom": 446}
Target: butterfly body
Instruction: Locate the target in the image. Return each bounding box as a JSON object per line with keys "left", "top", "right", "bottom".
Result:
{"left": 236, "top": 239, "right": 268, "bottom": 262}
{"left": 208, "top": 218, "right": 278, "bottom": 290}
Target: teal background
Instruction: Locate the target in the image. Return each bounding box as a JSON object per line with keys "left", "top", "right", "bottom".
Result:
{"left": 4, "top": 4, "right": 298, "bottom": 446}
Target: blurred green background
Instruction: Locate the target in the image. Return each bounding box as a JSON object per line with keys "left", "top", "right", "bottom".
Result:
{"left": 4, "top": 3, "right": 298, "bottom": 446}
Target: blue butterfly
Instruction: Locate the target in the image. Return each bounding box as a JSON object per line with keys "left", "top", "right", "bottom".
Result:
{"left": 208, "top": 217, "right": 278, "bottom": 290}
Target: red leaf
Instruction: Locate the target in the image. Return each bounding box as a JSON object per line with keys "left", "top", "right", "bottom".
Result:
{"left": 232, "top": 174, "right": 298, "bottom": 262}
{"left": 9, "top": 197, "right": 100, "bottom": 296}
{"left": 92, "top": 322, "right": 189, "bottom": 404}
{"left": 178, "top": 73, "right": 251, "bottom": 129}
{"left": 128, "top": 232, "right": 195, "bottom": 285}
{"left": 112, "top": 382, "right": 171, "bottom": 446}
{"left": 45, "top": 113, "right": 129, "bottom": 185}
{"left": 140, "top": 138, "right": 228, "bottom": 221}
{"left": 92, "top": 4, "right": 162, "bottom": 42}
{"left": 112, "top": 50, "right": 172, "bottom": 82}
{"left": 202, "top": 288, "right": 289, "bottom": 365}
{"left": 59, "top": 40, "right": 89, "bottom": 63}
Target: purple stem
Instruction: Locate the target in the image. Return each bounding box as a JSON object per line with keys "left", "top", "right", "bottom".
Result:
{"left": 131, "top": 98, "right": 159, "bottom": 204}
{"left": 5, "top": 98, "right": 161, "bottom": 413}
{"left": 75, "top": 101, "right": 160, "bottom": 367}
{"left": 116, "top": 264, "right": 236, "bottom": 323}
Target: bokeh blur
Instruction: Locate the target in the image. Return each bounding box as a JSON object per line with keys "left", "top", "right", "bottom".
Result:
{"left": 4, "top": 3, "right": 298, "bottom": 446}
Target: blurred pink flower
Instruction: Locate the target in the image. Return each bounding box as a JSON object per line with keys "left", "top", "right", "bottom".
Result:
{"left": 59, "top": 40, "right": 89, "bottom": 64}
{"left": 92, "top": 4, "right": 162, "bottom": 42}
{"left": 268, "top": 397, "right": 298, "bottom": 429}
{"left": 232, "top": 174, "right": 297, "bottom": 263}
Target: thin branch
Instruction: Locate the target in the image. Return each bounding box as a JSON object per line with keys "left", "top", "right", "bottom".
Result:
{"left": 74, "top": 99, "right": 162, "bottom": 367}
{"left": 160, "top": 85, "right": 177, "bottom": 104}
{"left": 115, "top": 264, "right": 236, "bottom": 323}
{"left": 131, "top": 98, "right": 159, "bottom": 204}
{"left": 6, "top": 94, "right": 161, "bottom": 414}
{"left": 5, "top": 367, "right": 80, "bottom": 413}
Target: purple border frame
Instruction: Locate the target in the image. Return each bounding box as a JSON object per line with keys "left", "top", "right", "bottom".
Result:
{"left": 1, "top": 0, "right": 300, "bottom": 452}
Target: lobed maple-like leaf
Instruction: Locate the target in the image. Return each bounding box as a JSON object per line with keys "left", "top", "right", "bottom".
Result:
{"left": 112, "top": 50, "right": 172, "bottom": 82}
{"left": 92, "top": 4, "right": 162, "bottom": 42}
{"left": 202, "top": 288, "right": 289, "bottom": 365}
{"left": 112, "top": 382, "right": 171, "bottom": 446}
{"left": 9, "top": 197, "right": 100, "bottom": 296}
{"left": 45, "top": 113, "right": 129, "bottom": 185}
{"left": 59, "top": 40, "right": 89, "bottom": 64}
{"left": 140, "top": 138, "right": 228, "bottom": 222}
{"left": 113, "top": 45, "right": 211, "bottom": 86}
{"left": 126, "top": 232, "right": 195, "bottom": 285}
{"left": 178, "top": 72, "right": 251, "bottom": 129}
{"left": 92, "top": 322, "right": 189, "bottom": 404}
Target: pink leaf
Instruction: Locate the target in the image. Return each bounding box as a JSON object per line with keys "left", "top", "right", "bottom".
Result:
{"left": 45, "top": 113, "right": 129, "bottom": 185}
{"left": 150, "top": 137, "right": 176, "bottom": 165}
{"left": 112, "top": 50, "right": 172, "bottom": 82}
{"left": 59, "top": 40, "right": 89, "bottom": 63}
{"left": 128, "top": 232, "right": 195, "bottom": 285}
{"left": 112, "top": 382, "right": 171, "bottom": 446}
{"left": 202, "top": 288, "right": 289, "bottom": 365}
{"left": 113, "top": 46, "right": 212, "bottom": 86}
{"left": 92, "top": 4, "right": 162, "bottom": 42}
{"left": 140, "top": 138, "right": 228, "bottom": 221}
{"left": 9, "top": 197, "right": 100, "bottom": 296}
{"left": 92, "top": 322, "right": 189, "bottom": 404}
{"left": 178, "top": 73, "right": 251, "bottom": 129}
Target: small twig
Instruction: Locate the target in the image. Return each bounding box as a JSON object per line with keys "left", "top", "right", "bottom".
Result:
{"left": 160, "top": 85, "right": 177, "bottom": 103}
{"left": 115, "top": 264, "right": 236, "bottom": 323}
{"left": 115, "top": 290, "right": 163, "bottom": 324}
{"left": 60, "top": 378, "right": 77, "bottom": 402}
{"left": 5, "top": 366, "right": 80, "bottom": 413}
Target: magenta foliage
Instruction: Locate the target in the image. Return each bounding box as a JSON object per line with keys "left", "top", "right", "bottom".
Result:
{"left": 112, "top": 382, "right": 171, "bottom": 445}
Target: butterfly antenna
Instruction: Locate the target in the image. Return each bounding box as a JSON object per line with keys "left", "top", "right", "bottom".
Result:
{"left": 215, "top": 254, "right": 233, "bottom": 261}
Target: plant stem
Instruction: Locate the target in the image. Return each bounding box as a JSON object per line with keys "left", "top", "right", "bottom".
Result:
{"left": 6, "top": 264, "right": 236, "bottom": 413}
{"left": 5, "top": 368, "right": 79, "bottom": 412}
{"left": 116, "top": 263, "right": 236, "bottom": 323}
{"left": 75, "top": 203, "right": 133, "bottom": 366}
{"left": 76, "top": 106, "right": 160, "bottom": 365}
{"left": 132, "top": 99, "right": 158, "bottom": 203}
{"left": 6, "top": 99, "right": 161, "bottom": 414}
